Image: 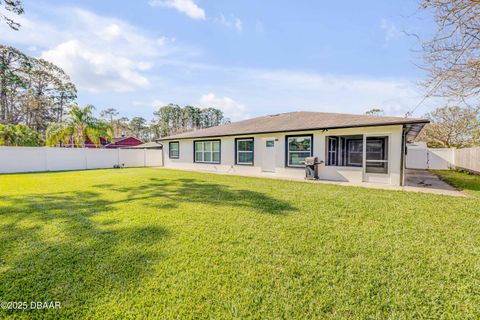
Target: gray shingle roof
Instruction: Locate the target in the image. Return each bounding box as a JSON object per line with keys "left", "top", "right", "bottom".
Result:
{"left": 127, "top": 141, "right": 163, "bottom": 149}
{"left": 157, "top": 111, "right": 429, "bottom": 141}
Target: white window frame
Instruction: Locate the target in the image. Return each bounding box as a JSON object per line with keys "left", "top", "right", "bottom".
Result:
{"left": 194, "top": 140, "right": 221, "bottom": 164}
{"left": 236, "top": 138, "right": 254, "bottom": 165}
{"left": 286, "top": 135, "right": 313, "bottom": 168}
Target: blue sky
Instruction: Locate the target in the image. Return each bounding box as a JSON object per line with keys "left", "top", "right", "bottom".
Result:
{"left": 0, "top": 0, "right": 437, "bottom": 121}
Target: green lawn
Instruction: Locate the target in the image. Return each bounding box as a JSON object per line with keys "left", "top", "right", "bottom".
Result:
{"left": 434, "top": 170, "right": 480, "bottom": 193}
{"left": 0, "top": 168, "right": 479, "bottom": 319}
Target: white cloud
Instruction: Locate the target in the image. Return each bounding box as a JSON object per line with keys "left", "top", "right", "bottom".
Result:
{"left": 148, "top": 0, "right": 206, "bottom": 20}
{"left": 199, "top": 93, "right": 249, "bottom": 120}
{"left": 235, "top": 19, "right": 243, "bottom": 32}
{"left": 152, "top": 99, "right": 168, "bottom": 108}
{"left": 0, "top": 13, "right": 62, "bottom": 48}
{"left": 42, "top": 40, "right": 150, "bottom": 93}
{"left": 0, "top": 5, "right": 429, "bottom": 119}
{"left": 380, "top": 18, "right": 402, "bottom": 42}
{"left": 0, "top": 8, "right": 174, "bottom": 93}
{"left": 233, "top": 69, "right": 425, "bottom": 117}
{"left": 214, "top": 14, "right": 243, "bottom": 32}
{"left": 132, "top": 99, "right": 167, "bottom": 111}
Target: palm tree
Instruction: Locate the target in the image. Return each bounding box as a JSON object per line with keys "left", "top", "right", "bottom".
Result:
{"left": 46, "top": 104, "right": 113, "bottom": 148}
{"left": 0, "top": 124, "right": 40, "bottom": 146}
{"left": 0, "top": 124, "right": 16, "bottom": 145}
{"left": 100, "top": 108, "right": 119, "bottom": 126}
{"left": 12, "top": 124, "right": 41, "bottom": 146}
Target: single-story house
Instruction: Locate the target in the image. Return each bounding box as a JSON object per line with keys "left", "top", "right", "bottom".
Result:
{"left": 157, "top": 111, "right": 429, "bottom": 186}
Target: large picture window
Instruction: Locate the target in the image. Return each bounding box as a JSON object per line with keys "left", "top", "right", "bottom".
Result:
{"left": 169, "top": 141, "right": 179, "bottom": 159}
{"left": 194, "top": 140, "right": 221, "bottom": 164}
{"left": 366, "top": 136, "right": 389, "bottom": 174}
{"left": 236, "top": 138, "right": 254, "bottom": 165}
{"left": 326, "top": 135, "right": 363, "bottom": 167}
{"left": 286, "top": 135, "right": 313, "bottom": 167}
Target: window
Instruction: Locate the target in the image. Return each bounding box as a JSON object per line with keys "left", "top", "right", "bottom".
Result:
{"left": 236, "top": 138, "right": 254, "bottom": 165}
{"left": 169, "top": 141, "right": 179, "bottom": 159}
{"left": 326, "top": 135, "right": 363, "bottom": 167}
{"left": 194, "top": 140, "right": 220, "bottom": 164}
{"left": 366, "top": 136, "right": 389, "bottom": 174}
{"left": 346, "top": 139, "right": 363, "bottom": 166}
{"left": 286, "top": 135, "right": 313, "bottom": 167}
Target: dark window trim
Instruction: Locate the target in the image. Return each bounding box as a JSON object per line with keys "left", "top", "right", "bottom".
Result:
{"left": 234, "top": 137, "right": 254, "bottom": 166}
{"left": 326, "top": 136, "right": 338, "bottom": 166}
{"left": 345, "top": 138, "right": 363, "bottom": 167}
{"left": 325, "top": 135, "right": 363, "bottom": 168}
{"left": 193, "top": 139, "right": 221, "bottom": 164}
{"left": 285, "top": 134, "right": 314, "bottom": 168}
{"left": 169, "top": 141, "right": 180, "bottom": 159}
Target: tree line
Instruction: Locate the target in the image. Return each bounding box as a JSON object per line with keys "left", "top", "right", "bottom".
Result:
{"left": 0, "top": 44, "right": 227, "bottom": 147}
{"left": 97, "top": 104, "right": 229, "bottom": 142}
{"left": 0, "top": 44, "right": 76, "bottom": 131}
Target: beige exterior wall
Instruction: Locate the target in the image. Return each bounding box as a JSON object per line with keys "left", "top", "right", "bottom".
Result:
{"left": 162, "top": 124, "right": 404, "bottom": 185}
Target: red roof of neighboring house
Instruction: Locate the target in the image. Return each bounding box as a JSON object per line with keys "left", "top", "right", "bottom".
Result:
{"left": 105, "top": 136, "right": 144, "bottom": 148}
{"left": 62, "top": 136, "right": 144, "bottom": 148}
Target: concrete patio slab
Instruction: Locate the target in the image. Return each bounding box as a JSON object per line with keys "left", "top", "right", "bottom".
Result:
{"left": 404, "top": 169, "right": 457, "bottom": 190}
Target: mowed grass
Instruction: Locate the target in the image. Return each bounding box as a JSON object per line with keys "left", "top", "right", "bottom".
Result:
{"left": 434, "top": 169, "right": 480, "bottom": 193}
{"left": 0, "top": 168, "right": 479, "bottom": 319}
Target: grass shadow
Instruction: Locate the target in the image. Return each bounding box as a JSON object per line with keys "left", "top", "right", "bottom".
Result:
{"left": 0, "top": 191, "right": 169, "bottom": 318}
{"left": 0, "top": 174, "right": 296, "bottom": 317}
{"left": 95, "top": 177, "right": 297, "bottom": 215}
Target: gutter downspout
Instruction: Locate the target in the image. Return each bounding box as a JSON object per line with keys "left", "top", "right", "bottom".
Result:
{"left": 400, "top": 125, "right": 407, "bottom": 187}
{"left": 160, "top": 144, "right": 165, "bottom": 167}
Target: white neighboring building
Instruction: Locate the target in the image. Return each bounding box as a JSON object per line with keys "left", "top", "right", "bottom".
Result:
{"left": 157, "top": 111, "right": 429, "bottom": 186}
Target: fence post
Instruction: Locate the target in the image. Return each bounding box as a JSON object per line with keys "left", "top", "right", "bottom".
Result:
{"left": 84, "top": 148, "right": 88, "bottom": 170}
{"left": 451, "top": 148, "right": 456, "bottom": 169}
{"left": 44, "top": 147, "right": 48, "bottom": 171}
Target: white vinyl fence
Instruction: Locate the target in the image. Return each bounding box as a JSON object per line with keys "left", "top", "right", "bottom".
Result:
{"left": 406, "top": 146, "right": 455, "bottom": 170}
{"left": 0, "top": 146, "right": 163, "bottom": 174}
{"left": 406, "top": 147, "right": 428, "bottom": 169}
{"left": 407, "top": 144, "right": 480, "bottom": 173}
{"left": 455, "top": 147, "right": 480, "bottom": 174}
